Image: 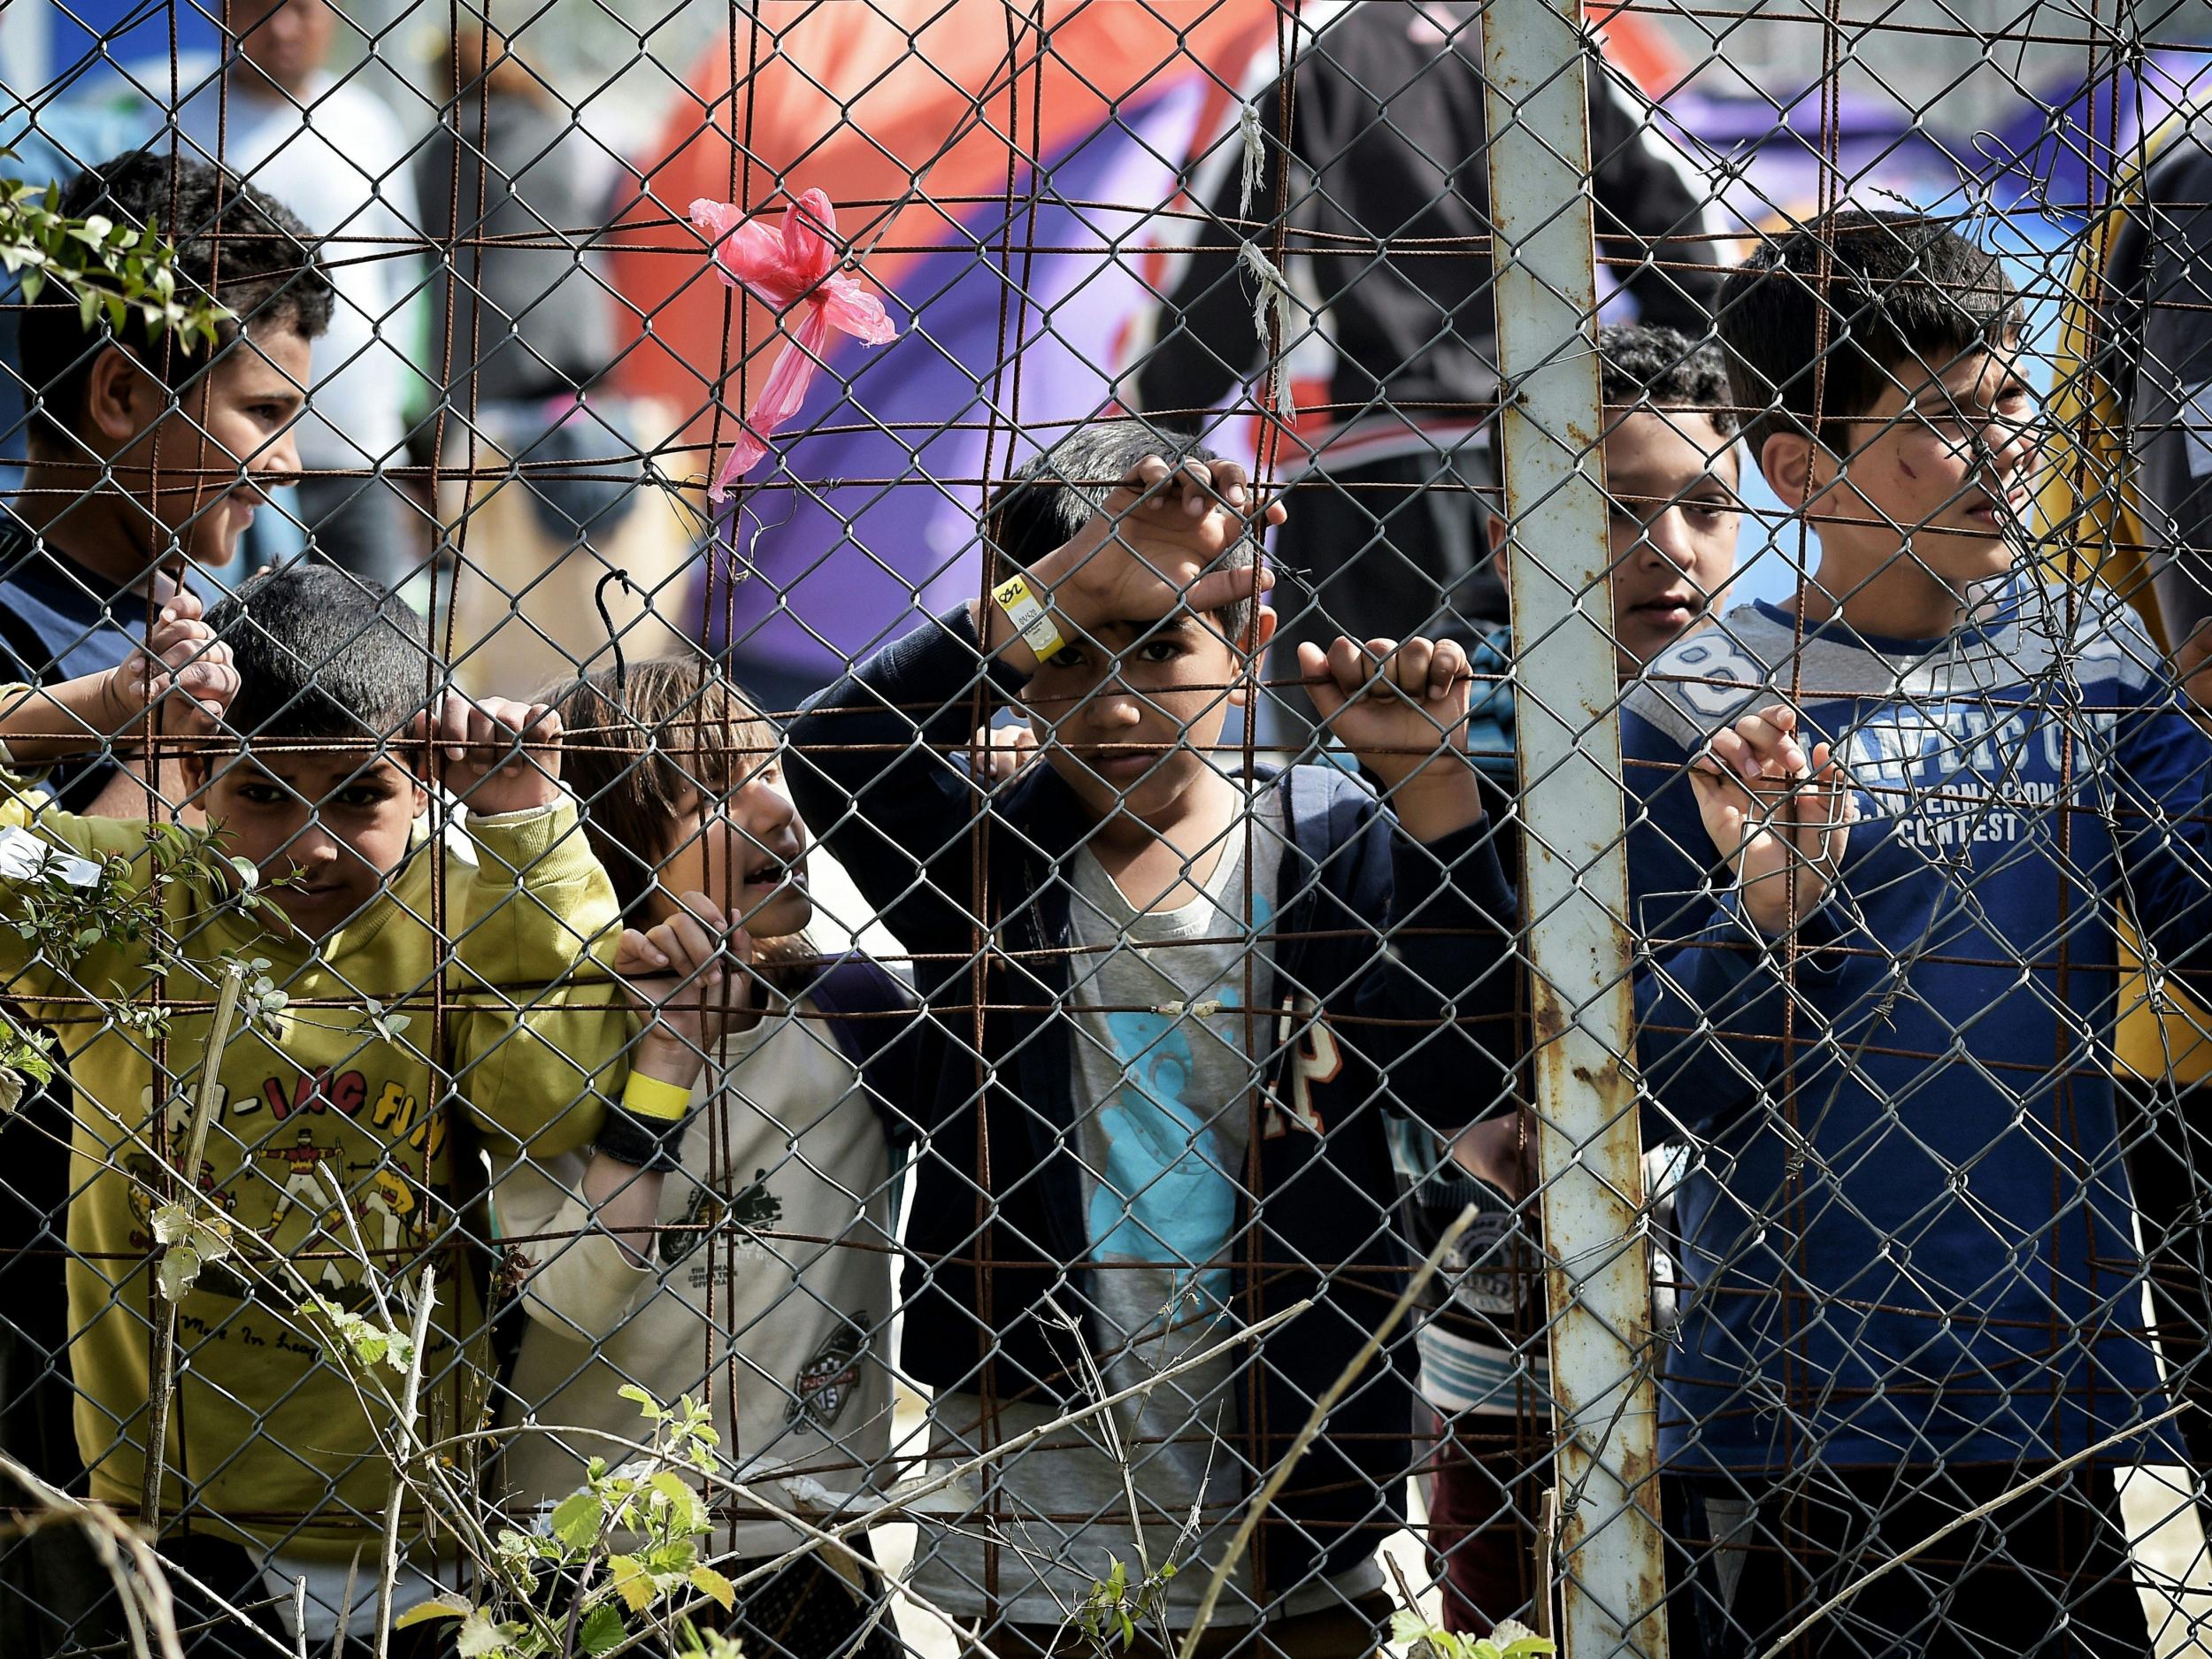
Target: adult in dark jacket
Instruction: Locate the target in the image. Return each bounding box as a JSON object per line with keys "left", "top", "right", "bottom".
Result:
{"left": 1133, "top": 0, "right": 1721, "bottom": 733}
{"left": 788, "top": 422, "right": 1522, "bottom": 1643}
{"left": 414, "top": 27, "right": 616, "bottom": 411}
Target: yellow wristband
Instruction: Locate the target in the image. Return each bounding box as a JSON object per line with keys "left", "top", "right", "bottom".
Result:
{"left": 620, "top": 1071, "right": 695, "bottom": 1123}
{"left": 991, "top": 572, "right": 1064, "bottom": 664}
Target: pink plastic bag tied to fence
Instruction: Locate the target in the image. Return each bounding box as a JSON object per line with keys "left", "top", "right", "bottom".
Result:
{"left": 690, "top": 188, "right": 899, "bottom": 498}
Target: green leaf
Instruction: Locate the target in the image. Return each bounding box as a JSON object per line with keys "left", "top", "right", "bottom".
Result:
{"left": 606, "top": 1553, "right": 654, "bottom": 1616}
{"left": 577, "top": 1603, "right": 627, "bottom": 1655}
{"left": 150, "top": 1204, "right": 193, "bottom": 1246}
{"left": 392, "top": 1598, "right": 472, "bottom": 1630}
{"left": 617, "top": 1382, "right": 657, "bottom": 1414}
{"left": 19, "top": 265, "right": 42, "bottom": 303}
{"left": 453, "top": 1608, "right": 510, "bottom": 1658}
{"left": 549, "top": 1488, "right": 603, "bottom": 1552}
{"left": 686, "top": 1565, "right": 734, "bottom": 1612}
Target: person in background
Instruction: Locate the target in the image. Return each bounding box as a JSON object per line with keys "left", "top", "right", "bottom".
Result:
{"left": 1133, "top": 0, "right": 1722, "bottom": 741}
{"left": 2042, "top": 112, "right": 2212, "bottom": 1537}
{"left": 408, "top": 23, "right": 660, "bottom": 707}
{"left": 174, "top": 0, "right": 425, "bottom": 588}
{"left": 1405, "top": 321, "right": 1742, "bottom": 1632}
{"left": 414, "top": 26, "right": 616, "bottom": 412}
{"left": 0, "top": 150, "right": 327, "bottom": 1655}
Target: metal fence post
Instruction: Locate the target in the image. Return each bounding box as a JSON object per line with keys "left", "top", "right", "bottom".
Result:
{"left": 1480, "top": 2, "right": 1669, "bottom": 1654}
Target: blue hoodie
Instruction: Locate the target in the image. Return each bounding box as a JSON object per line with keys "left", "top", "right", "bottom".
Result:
{"left": 1623, "top": 578, "right": 2207, "bottom": 1475}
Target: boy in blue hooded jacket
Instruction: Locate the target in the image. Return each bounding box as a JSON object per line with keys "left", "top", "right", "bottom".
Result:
{"left": 1404, "top": 322, "right": 1746, "bottom": 1631}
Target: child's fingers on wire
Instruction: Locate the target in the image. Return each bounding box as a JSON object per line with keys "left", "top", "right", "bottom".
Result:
{"left": 615, "top": 926, "right": 669, "bottom": 973}
{"left": 670, "top": 890, "right": 730, "bottom": 931}
{"left": 1179, "top": 563, "right": 1273, "bottom": 620}
{"left": 147, "top": 610, "right": 210, "bottom": 658}
{"left": 662, "top": 911, "right": 726, "bottom": 985}
{"left": 175, "top": 658, "right": 237, "bottom": 712}
{"left": 1371, "top": 636, "right": 1460, "bottom": 705}
{"left": 518, "top": 702, "right": 563, "bottom": 747}
{"left": 1325, "top": 635, "right": 1380, "bottom": 696}
{"left": 150, "top": 580, "right": 203, "bottom": 625}
{"left": 433, "top": 690, "right": 473, "bottom": 764}
{"left": 1688, "top": 752, "right": 1751, "bottom": 822}
{"left": 1726, "top": 715, "right": 1809, "bottom": 783}
{"left": 1207, "top": 458, "right": 1254, "bottom": 512}
{"left": 474, "top": 697, "right": 523, "bottom": 746}
{"left": 1704, "top": 726, "right": 1753, "bottom": 780}
{"left": 1171, "top": 457, "right": 1219, "bottom": 516}
{"left": 1112, "top": 454, "right": 1176, "bottom": 514}
{"left": 1371, "top": 637, "right": 1427, "bottom": 701}
{"left": 641, "top": 919, "right": 692, "bottom": 979}
{"left": 1425, "top": 638, "right": 1468, "bottom": 704}
{"left": 1295, "top": 641, "right": 1348, "bottom": 721}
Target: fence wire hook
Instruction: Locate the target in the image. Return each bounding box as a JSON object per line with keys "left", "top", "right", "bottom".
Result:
{"left": 593, "top": 566, "right": 647, "bottom": 702}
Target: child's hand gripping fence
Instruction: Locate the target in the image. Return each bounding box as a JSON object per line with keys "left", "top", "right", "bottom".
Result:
{"left": 0, "top": 0, "right": 2209, "bottom": 1655}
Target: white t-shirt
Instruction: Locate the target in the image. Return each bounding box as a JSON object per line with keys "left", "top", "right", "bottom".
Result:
{"left": 176, "top": 69, "right": 423, "bottom": 468}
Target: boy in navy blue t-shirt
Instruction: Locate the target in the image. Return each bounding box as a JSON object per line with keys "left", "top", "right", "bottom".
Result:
{"left": 1626, "top": 211, "right": 2207, "bottom": 1652}
{"left": 2, "top": 150, "right": 327, "bottom": 813}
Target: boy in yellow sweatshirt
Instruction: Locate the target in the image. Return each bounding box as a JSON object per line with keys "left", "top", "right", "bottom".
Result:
{"left": 0, "top": 563, "right": 622, "bottom": 1652}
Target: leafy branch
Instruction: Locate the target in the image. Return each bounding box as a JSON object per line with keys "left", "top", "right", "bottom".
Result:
{"left": 0, "top": 821, "right": 287, "bottom": 1043}
{"left": 1078, "top": 1555, "right": 1179, "bottom": 1653}
{"left": 1389, "top": 1610, "right": 1554, "bottom": 1659}
{"left": 399, "top": 1388, "right": 737, "bottom": 1658}
{"left": 1, "top": 172, "right": 231, "bottom": 352}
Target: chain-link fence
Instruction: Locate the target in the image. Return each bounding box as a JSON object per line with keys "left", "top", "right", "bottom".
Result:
{"left": 3, "top": 0, "right": 2212, "bottom": 1655}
